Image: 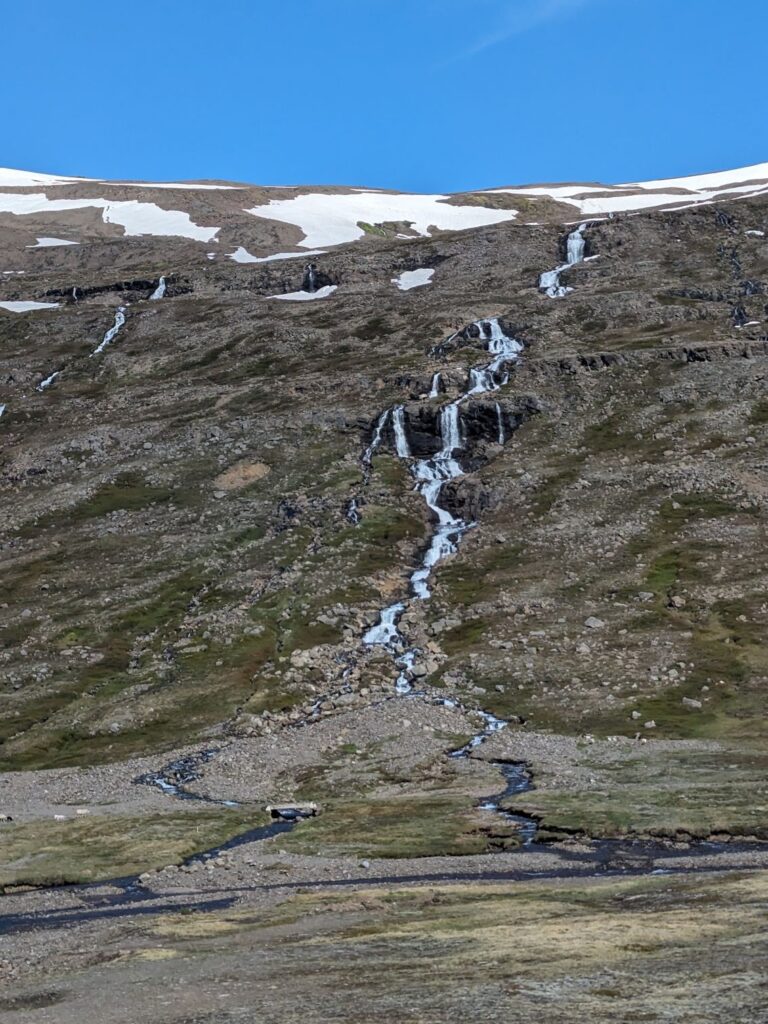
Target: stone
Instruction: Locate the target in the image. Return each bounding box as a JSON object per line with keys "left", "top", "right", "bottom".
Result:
{"left": 682, "top": 697, "right": 703, "bottom": 709}
{"left": 644, "top": 720, "right": 657, "bottom": 729}
{"left": 584, "top": 616, "right": 605, "bottom": 630}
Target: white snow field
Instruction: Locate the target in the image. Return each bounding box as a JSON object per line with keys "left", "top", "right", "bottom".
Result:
{"left": 0, "top": 193, "right": 219, "bottom": 242}
{"left": 112, "top": 182, "right": 241, "bottom": 190}
{"left": 0, "top": 168, "right": 90, "bottom": 188}
{"left": 269, "top": 285, "right": 338, "bottom": 301}
{"left": 490, "top": 161, "right": 768, "bottom": 216}
{"left": 393, "top": 268, "right": 435, "bottom": 290}
{"left": 245, "top": 192, "right": 518, "bottom": 248}
{"left": 227, "top": 246, "right": 327, "bottom": 263}
{"left": 0, "top": 300, "right": 62, "bottom": 312}
{"left": 26, "top": 237, "right": 79, "bottom": 248}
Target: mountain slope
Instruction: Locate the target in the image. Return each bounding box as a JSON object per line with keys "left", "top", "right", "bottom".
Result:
{"left": 1, "top": 163, "right": 768, "bottom": 881}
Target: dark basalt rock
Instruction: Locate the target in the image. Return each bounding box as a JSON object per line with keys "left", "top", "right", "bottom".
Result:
{"left": 44, "top": 277, "right": 191, "bottom": 302}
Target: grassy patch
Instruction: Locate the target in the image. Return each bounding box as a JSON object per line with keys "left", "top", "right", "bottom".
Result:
{"left": 281, "top": 793, "right": 489, "bottom": 858}
{"left": 0, "top": 808, "right": 268, "bottom": 887}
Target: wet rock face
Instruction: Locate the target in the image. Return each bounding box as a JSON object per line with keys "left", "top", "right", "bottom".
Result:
{"left": 372, "top": 395, "right": 542, "bottom": 468}
{"left": 43, "top": 277, "right": 190, "bottom": 302}
{"left": 301, "top": 263, "right": 335, "bottom": 292}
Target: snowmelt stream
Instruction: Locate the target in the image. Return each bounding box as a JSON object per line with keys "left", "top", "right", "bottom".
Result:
{"left": 539, "top": 223, "right": 588, "bottom": 298}
{"left": 363, "top": 317, "right": 521, "bottom": 688}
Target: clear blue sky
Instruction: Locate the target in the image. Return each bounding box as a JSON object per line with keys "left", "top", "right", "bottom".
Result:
{"left": 4, "top": 0, "right": 766, "bottom": 191}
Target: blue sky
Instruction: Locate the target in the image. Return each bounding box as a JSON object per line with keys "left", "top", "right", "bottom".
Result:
{"left": 4, "top": 0, "right": 766, "bottom": 191}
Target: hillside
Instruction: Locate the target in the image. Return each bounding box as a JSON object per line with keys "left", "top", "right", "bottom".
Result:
{"left": 2, "top": 164, "right": 768, "bottom": 1016}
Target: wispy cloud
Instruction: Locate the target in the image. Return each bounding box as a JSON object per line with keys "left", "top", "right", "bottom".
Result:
{"left": 460, "top": 0, "right": 598, "bottom": 59}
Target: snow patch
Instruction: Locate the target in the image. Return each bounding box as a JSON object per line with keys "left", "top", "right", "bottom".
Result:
{"left": 26, "top": 237, "right": 79, "bottom": 248}
{"left": 269, "top": 285, "right": 337, "bottom": 302}
{"left": 0, "top": 300, "right": 61, "bottom": 312}
{"left": 0, "top": 193, "right": 219, "bottom": 242}
{"left": 227, "top": 246, "right": 326, "bottom": 264}
{"left": 0, "top": 167, "right": 91, "bottom": 188}
{"left": 393, "top": 268, "right": 435, "bottom": 291}
{"left": 246, "top": 192, "right": 517, "bottom": 249}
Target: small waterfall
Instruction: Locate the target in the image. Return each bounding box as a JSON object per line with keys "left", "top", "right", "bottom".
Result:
{"left": 429, "top": 372, "right": 441, "bottom": 398}
{"left": 150, "top": 276, "right": 167, "bottom": 300}
{"left": 495, "top": 402, "right": 505, "bottom": 445}
{"left": 566, "top": 223, "right": 587, "bottom": 265}
{"left": 345, "top": 498, "right": 361, "bottom": 525}
{"left": 540, "top": 223, "right": 589, "bottom": 298}
{"left": 392, "top": 406, "right": 412, "bottom": 458}
{"left": 363, "top": 602, "right": 405, "bottom": 648}
{"left": 91, "top": 307, "right": 127, "bottom": 356}
{"left": 439, "top": 402, "right": 461, "bottom": 454}
{"left": 395, "top": 650, "right": 416, "bottom": 694}
{"left": 0, "top": 404, "right": 6, "bottom": 418}
{"left": 37, "top": 370, "right": 62, "bottom": 392}
{"left": 303, "top": 263, "right": 318, "bottom": 293}
{"left": 72, "top": 287, "right": 79, "bottom": 302}
{"left": 363, "top": 409, "right": 390, "bottom": 465}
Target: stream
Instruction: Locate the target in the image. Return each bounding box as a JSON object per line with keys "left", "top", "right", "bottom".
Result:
{"left": 138, "top": 228, "right": 599, "bottom": 849}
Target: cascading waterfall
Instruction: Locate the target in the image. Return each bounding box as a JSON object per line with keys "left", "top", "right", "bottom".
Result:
{"left": 539, "top": 223, "right": 589, "bottom": 298}
{"left": 429, "top": 372, "right": 441, "bottom": 398}
{"left": 363, "top": 316, "right": 523, "bottom": 693}
{"left": 363, "top": 602, "right": 405, "bottom": 646}
{"left": 91, "top": 307, "right": 127, "bottom": 356}
{"left": 150, "top": 276, "right": 167, "bottom": 300}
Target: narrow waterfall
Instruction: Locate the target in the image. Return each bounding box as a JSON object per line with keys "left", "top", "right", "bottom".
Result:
{"left": 91, "top": 307, "right": 127, "bottom": 356}
{"left": 36, "top": 370, "right": 62, "bottom": 392}
{"left": 150, "top": 276, "right": 167, "bottom": 300}
{"left": 303, "top": 263, "right": 318, "bottom": 293}
{"left": 429, "top": 372, "right": 441, "bottom": 398}
{"left": 345, "top": 498, "right": 361, "bottom": 524}
{"left": 0, "top": 404, "right": 6, "bottom": 418}
{"left": 439, "top": 402, "right": 462, "bottom": 454}
{"left": 363, "top": 409, "right": 390, "bottom": 466}
{"left": 495, "top": 402, "right": 505, "bottom": 444}
{"left": 539, "top": 223, "right": 589, "bottom": 298}
{"left": 392, "top": 406, "right": 412, "bottom": 458}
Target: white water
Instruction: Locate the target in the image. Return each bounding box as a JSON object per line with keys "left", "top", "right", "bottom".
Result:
{"left": 363, "top": 602, "right": 405, "bottom": 647}
{"left": 429, "top": 372, "right": 441, "bottom": 398}
{"left": 363, "top": 409, "right": 390, "bottom": 466}
{"left": 364, "top": 316, "right": 523, "bottom": 679}
{"left": 539, "top": 223, "right": 589, "bottom": 298}
{"left": 150, "top": 276, "right": 166, "bottom": 300}
{"left": 495, "top": 402, "right": 505, "bottom": 445}
{"left": 0, "top": 403, "right": 6, "bottom": 417}
{"left": 37, "top": 370, "right": 61, "bottom": 391}
{"left": 392, "top": 406, "right": 412, "bottom": 458}
{"left": 91, "top": 307, "right": 127, "bottom": 356}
